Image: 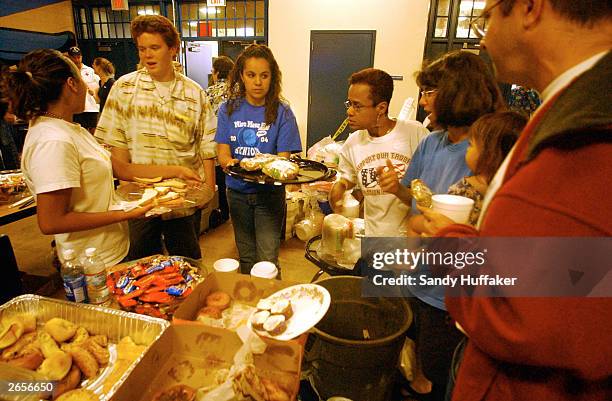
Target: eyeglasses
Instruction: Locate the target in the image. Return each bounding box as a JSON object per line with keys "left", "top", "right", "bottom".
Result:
{"left": 420, "top": 89, "right": 437, "bottom": 97}
{"left": 471, "top": 0, "right": 505, "bottom": 39}
{"left": 344, "top": 100, "right": 375, "bottom": 112}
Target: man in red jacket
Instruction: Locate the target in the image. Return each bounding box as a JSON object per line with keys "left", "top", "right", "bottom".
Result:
{"left": 419, "top": 1, "right": 612, "bottom": 400}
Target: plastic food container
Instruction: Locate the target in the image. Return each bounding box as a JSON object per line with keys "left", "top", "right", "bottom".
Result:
{"left": 0, "top": 294, "right": 169, "bottom": 401}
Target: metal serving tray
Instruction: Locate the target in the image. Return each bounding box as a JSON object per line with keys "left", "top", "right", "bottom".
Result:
{"left": 0, "top": 294, "right": 170, "bottom": 401}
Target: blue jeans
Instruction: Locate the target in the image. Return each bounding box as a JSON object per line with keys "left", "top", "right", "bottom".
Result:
{"left": 227, "top": 187, "right": 285, "bottom": 274}
{"left": 127, "top": 209, "right": 202, "bottom": 260}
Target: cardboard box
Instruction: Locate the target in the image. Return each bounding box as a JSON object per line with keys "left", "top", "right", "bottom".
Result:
{"left": 173, "top": 272, "right": 300, "bottom": 326}
{"left": 111, "top": 324, "right": 301, "bottom": 401}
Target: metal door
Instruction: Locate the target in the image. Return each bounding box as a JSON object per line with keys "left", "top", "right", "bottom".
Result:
{"left": 306, "top": 30, "right": 375, "bottom": 149}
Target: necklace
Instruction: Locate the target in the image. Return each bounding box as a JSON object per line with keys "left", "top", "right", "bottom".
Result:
{"left": 41, "top": 111, "right": 71, "bottom": 123}
{"left": 377, "top": 121, "right": 395, "bottom": 137}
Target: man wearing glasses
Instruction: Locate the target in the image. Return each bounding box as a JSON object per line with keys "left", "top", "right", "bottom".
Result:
{"left": 420, "top": 1, "right": 612, "bottom": 401}
{"left": 329, "top": 68, "right": 429, "bottom": 236}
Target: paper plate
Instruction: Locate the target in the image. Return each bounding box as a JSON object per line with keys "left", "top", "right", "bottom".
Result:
{"left": 248, "top": 284, "right": 331, "bottom": 341}
{"left": 116, "top": 182, "right": 214, "bottom": 212}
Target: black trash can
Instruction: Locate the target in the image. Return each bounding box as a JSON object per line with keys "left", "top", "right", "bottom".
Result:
{"left": 306, "top": 276, "right": 412, "bottom": 401}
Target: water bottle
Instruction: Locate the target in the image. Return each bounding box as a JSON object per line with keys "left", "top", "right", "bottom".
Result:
{"left": 61, "top": 249, "right": 88, "bottom": 303}
{"left": 83, "top": 247, "right": 110, "bottom": 305}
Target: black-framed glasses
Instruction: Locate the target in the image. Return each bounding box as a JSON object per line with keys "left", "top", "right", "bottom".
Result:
{"left": 471, "top": 0, "right": 505, "bottom": 39}
{"left": 420, "top": 89, "right": 437, "bottom": 97}
{"left": 344, "top": 100, "right": 375, "bottom": 112}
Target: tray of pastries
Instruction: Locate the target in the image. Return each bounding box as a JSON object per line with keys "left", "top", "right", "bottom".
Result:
{"left": 226, "top": 155, "right": 335, "bottom": 185}
{"left": 0, "top": 295, "right": 168, "bottom": 401}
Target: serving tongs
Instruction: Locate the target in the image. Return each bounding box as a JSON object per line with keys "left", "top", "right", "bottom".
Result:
{"left": 8, "top": 195, "right": 34, "bottom": 209}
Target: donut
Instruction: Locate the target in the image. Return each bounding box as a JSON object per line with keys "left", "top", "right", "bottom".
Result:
{"left": 270, "top": 299, "right": 293, "bottom": 319}
{"left": 233, "top": 281, "right": 258, "bottom": 302}
{"left": 251, "top": 310, "right": 270, "bottom": 331}
{"left": 152, "top": 384, "right": 196, "bottom": 401}
{"left": 263, "top": 315, "right": 287, "bottom": 336}
{"left": 205, "top": 291, "right": 232, "bottom": 310}
{"left": 256, "top": 298, "right": 274, "bottom": 312}
{"left": 197, "top": 306, "right": 222, "bottom": 320}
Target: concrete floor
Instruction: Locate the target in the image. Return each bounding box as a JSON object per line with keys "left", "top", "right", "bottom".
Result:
{"left": 2, "top": 214, "right": 323, "bottom": 295}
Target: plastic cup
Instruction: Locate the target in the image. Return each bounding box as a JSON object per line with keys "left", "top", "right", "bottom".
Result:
{"left": 213, "top": 258, "right": 240, "bottom": 273}
{"left": 431, "top": 194, "right": 474, "bottom": 224}
{"left": 250, "top": 261, "right": 278, "bottom": 279}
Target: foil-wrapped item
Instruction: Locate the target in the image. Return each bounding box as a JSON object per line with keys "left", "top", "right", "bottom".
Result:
{"left": 411, "top": 179, "right": 433, "bottom": 208}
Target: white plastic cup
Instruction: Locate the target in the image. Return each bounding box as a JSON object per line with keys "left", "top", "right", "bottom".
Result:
{"left": 213, "top": 258, "right": 240, "bottom": 273}
{"left": 431, "top": 194, "right": 474, "bottom": 224}
{"left": 251, "top": 261, "right": 278, "bottom": 279}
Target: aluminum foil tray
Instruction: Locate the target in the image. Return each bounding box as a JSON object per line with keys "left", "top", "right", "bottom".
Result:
{"left": 0, "top": 294, "right": 170, "bottom": 401}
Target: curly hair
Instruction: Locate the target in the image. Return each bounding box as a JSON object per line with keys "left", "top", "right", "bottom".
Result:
{"left": 470, "top": 111, "right": 526, "bottom": 182}
{"left": 416, "top": 50, "right": 505, "bottom": 128}
{"left": 130, "top": 15, "right": 180, "bottom": 49}
{"left": 226, "top": 44, "right": 284, "bottom": 126}
{"left": 348, "top": 68, "right": 394, "bottom": 113}
{"left": 0, "top": 49, "right": 79, "bottom": 121}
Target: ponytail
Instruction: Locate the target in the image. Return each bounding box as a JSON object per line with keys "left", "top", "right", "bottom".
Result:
{"left": 0, "top": 49, "right": 77, "bottom": 121}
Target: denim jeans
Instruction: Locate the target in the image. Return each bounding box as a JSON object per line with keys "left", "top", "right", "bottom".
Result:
{"left": 227, "top": 187, "right": 285, "bottom": 274}
{"left": 127, "top": 209, "right": 202, "bottom": 260}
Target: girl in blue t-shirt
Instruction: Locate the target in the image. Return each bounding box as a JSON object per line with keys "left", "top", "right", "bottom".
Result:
{"left": 215, "top": 44, "right": 302, "bottom": 275}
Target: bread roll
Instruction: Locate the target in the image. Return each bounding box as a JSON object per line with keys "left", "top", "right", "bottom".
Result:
{"left": 44, "top": 318, "right": 77, "bottom": 343}
{"left": 0, "top": 321, "right": 24, "bottom": 349}
{"left": 37, "top": 351, "right": 72, "bottom": 381}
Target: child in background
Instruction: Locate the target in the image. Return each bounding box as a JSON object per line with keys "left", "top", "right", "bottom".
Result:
{"left": 409, "top": 111, "right": 527, "bottom": 233}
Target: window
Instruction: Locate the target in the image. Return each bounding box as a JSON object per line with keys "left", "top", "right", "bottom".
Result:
{"left": 456, "top": 0, "right": 484, "bottom": 38}
{"left": 74, "top": 1, "right": 265, "bottom": 41}
{"left": 180, "top": 1, "right": 265, "bottom": 39}
{"left": 434, "top": 0, "right": 451, "bottom": 38}
{"left": 76, "top": 4, "right": 162, "bottom": 40}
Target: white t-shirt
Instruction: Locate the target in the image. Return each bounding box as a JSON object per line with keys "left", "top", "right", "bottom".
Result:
{"left": 80, "top": 64, "right": 100, "bottom": 112}
{"left": 338, "top": 119, "right": 430, "bottom": 236}
{"left": 21, "top": 117, "right": 128, "bottom": 266}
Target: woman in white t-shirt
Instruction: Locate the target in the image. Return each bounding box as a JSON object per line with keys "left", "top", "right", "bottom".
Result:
{"left": 2, "top": 49, "right": 200, "bottom": 266}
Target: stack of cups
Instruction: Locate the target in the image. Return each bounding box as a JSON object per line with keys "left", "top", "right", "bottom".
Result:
{"left": 250, "top": 261, "right": 278, "bottom": 279}
{"left": 213, "top": 258, "right": 240, "bottom": 273}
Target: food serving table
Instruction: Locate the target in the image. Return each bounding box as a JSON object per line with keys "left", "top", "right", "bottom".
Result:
{"left": 0, "top": 200, "right": 36, "bottom": 226}
{"left": 304, "top": 235, "right": 360, "bottom": 282}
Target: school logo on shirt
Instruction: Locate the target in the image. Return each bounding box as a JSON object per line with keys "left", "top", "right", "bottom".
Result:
{"left": 233, "top": 120, "right": 270, "bottom": 156}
